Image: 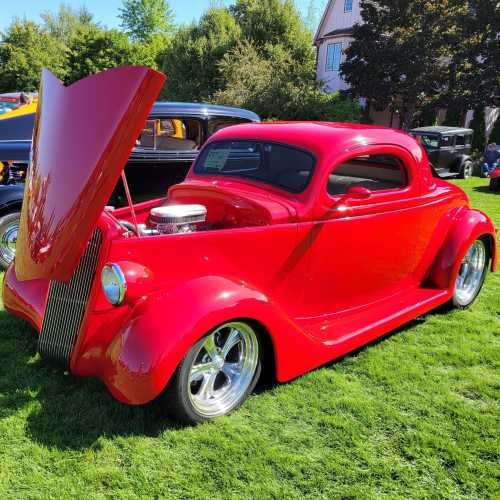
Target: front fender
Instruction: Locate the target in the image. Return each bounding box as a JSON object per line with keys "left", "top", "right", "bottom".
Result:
{"left": 428, "top": 207, "right": 497, "bottom": 290}
{"left": 100, "top": 275, "right": 301, "bottom": 404}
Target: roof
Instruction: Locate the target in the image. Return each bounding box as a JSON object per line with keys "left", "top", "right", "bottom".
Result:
{"left": 208, "top": 121, "right": 422, "bottom": 162}
{"left": 150, "top": 102, "right": 260, "bottom": 121}
{"left": 313, "top": 0, "right": 334, "bottom": 44}
{"left": 322, "top": 27, "right": 354, "bottom": 38}
{"left": 411, "top": 126, "right": 473, "bottom": 135}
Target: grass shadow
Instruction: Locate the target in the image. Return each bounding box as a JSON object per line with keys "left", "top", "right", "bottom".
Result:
{"left": 473, "top": 185, "right": 498, "bottom": 194}
{"left": 0, "top": 294, "right": 473, "bottom": 450}
{"left": 0, "top": 310, "right": 182, "bottom": 451}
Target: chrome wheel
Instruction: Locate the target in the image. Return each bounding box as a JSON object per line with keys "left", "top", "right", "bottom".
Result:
{"left": 462, "top": 162, "right": 473, "bottom": 179}
{"left": 454, "top": 240, "right": 487, "bottom": 306}
{"left": 0, "top": 218, "right": 19, "bottom": 268}
{"left": 187, "top": 322, "right": 259, "bottom": 418}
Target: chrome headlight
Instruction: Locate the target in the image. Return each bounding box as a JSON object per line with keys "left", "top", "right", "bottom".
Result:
{"left": 101, "top": 263, "right": 127, "bottom": 306}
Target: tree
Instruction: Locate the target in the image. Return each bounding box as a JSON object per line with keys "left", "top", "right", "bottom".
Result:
{"left": 342, "top": 0, "right": 468, "bottom": 130}
{"left": 40, "top": 4, "right": 96, "bottom": 44}
{"left": 161, "top": 6, "right": 241, "bottom": 101}
{"left": 0, "top": 19, "right": 67, "bottom": 92}
{"left": 65, "top": 27, "right": 154, "bottom": 84}
{"left": 215, "top": 42, "right": 361, "bottom": 122}
{"left": 230, "top": 0, "right": 314, "bottom": 64}
{"left": 118, "top": 0, "right": 175, "bottom": 43}
{"left": 444, "top": 1, "right": 500, "bottom": 112}
{"left": 305, "top": 0, "right": 328, "bottom": 34}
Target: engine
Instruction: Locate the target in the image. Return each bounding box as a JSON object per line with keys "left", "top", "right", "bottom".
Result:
{"left": 148, "top": 204, "right": 207, "bottom": 235}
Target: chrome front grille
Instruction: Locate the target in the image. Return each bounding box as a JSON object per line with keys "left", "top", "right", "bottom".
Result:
{"left": 38, "top": 229, "right": 102, "bottom": 366}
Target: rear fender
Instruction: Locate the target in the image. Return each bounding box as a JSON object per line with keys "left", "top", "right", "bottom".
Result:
{"left": 100, "top": 275, "right": 319, "bottom": 405}
{"left": 428, "top": 208, "right": 497, "bottom": 290}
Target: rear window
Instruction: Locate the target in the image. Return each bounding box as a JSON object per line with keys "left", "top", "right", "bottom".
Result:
{"left": 194, "top": 140, "right": 315, "bottom": 193}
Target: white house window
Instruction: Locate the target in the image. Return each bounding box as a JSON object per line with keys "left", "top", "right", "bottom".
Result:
{"left": 344, "top": 0, "right": 353, "bottom": 12}
{"left": 326, "top": 42, "right": 342, "bottom": 72}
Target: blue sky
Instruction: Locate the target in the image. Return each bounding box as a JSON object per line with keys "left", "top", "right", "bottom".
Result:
{"left": 0, "top": 0, "right": 321, "bottom": 32}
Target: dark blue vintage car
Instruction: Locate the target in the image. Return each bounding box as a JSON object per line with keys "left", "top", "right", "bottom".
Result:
{"left": 0, "top": 102, "right": 260, "bottom": 269}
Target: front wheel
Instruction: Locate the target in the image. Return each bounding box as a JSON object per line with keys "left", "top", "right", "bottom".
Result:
{"left": 452, "top": 238, "right": 489, "bottom": 309}
{"left": 459, "top": 161, "right": 473, "bottom": 179}
{"left": 490, "top": 178, "right": 500, "bottom": 191}
{"left": 0, "top": 211, "right": 20, "bottom": 270}
{"left": 164, "top": 321, "right": 262, "bottom": 423}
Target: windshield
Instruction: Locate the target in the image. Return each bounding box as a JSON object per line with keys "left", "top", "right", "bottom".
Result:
{"left": 413, "top": 134, "right": 440, "bottom": 148}
{"left": 194, "top": 140, "right": 315, "bottom": 193}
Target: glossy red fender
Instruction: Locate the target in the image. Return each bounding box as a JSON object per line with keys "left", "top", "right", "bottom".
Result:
{"left": 15, "top": 67, "right": 165, "bottom": 282}
{"left": 428, "top": 207, "right": 497, "bottom": 290}
{"left": 98, "top": 275, "right": 326, "bottom": 404}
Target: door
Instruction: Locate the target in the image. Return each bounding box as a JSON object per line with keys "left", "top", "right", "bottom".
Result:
{"left": 437, "top": 134, "right": 456, "bottom": 172}
{"left": 301, "top": 152, "right": 427, "bottom": 340}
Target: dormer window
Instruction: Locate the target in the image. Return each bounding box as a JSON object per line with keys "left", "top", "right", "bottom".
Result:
{"left": 344, "top": 0, "right": 353, "bottom": 12}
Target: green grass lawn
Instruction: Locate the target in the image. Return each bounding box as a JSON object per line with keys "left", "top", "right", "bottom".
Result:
{"left": 0, "top": 178, "right": 498, "bottom": 499}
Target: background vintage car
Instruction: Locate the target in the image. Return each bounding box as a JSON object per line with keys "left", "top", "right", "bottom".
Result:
{"left": 0, "top": 101, "right": 259, "bottom": 269}
{"left": 0, "top": 92, "right": 38, "bottom": 120}
{"left": 490, "top": 166, "right": 500, "bottom": 191}
{"left": 410, "top": 126, "right": 474, "bottom": 179}
{"left": 3, "top": 67, "right": 497, "bottom": 424}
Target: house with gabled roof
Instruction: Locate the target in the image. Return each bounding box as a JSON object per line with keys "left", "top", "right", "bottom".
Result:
{"left": 313, "top": 0, "right": 498, "bottom": 136}
{"left": 313, "top": 0, "right": 398, "bottom": 127}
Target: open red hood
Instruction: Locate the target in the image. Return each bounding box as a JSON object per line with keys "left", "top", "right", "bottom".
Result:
{"left": 15, "top": 67, "right": 165, "bottom": 282}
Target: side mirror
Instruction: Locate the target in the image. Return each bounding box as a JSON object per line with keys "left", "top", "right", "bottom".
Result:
{"left": 332, "top": 186, "right": 372, "bottom": 211}
{"left": 346, "top": 186, "right": 372, "bottom": 200}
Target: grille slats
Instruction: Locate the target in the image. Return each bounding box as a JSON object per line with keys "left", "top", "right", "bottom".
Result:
{"left": 38, "top": 229, "right": 102, "bottom": 366}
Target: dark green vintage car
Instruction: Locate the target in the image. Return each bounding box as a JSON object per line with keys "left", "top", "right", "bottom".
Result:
{"left": 410, "top": 126, "right": 474, "bottom": 179}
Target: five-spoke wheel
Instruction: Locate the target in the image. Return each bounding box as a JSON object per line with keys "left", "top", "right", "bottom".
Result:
{"left": 453, "top": 238, "right": 489, "bottom": 308}
{"left": 165, "top": 321, "right": 261, "bottom": 423}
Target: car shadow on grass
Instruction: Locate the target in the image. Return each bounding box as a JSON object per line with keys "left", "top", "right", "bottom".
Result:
{"left": 0, "top": 310, "right": 183, "bottom": 451}
{"left": 0, "top": 301, "right": 456, "bottom": 451}
{"left": 473, "top": 185, "right": 498, "bottom": 194}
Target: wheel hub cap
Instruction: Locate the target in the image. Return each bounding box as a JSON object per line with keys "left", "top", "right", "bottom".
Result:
{"left": 454, "top": 240, "right": 486, "bottom": 305}
{"left": 0, "top": 222, "right": 18, "bottom": 264}
{"left": 188, "top": 322, "right": 259, "bottom": 417}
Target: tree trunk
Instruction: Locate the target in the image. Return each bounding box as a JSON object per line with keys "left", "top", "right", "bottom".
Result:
{"left": 400, "top": 104, "right": 416, "bottom": 132}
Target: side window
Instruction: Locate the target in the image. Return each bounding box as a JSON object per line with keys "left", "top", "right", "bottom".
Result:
{"left": 327, "top": 154, "right": 408, "bottom": 196}
{"left": 465, "top": 135, "right": 472, "bottom": 145}
{"left": 455, "top": 135, "right": 465, "bottom": 147}
{"left": 326, "top": 42, "right": 342, "bottom": 72}
{"left": 344, "top": 0, "right": 353, "bottom": 12}
{"left": 440, "top": 135, "right": 454, "bottom": 148}
{"left": 208, "top": 117, "right": 250, "bottom": 135}
{"left": 137, "top": 118, "right": 201, "bottom": 151}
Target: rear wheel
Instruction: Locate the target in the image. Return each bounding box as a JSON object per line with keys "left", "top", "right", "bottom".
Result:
{"left": 0, "top": 211, "right": 20, "bottom": 270}
{"left": 459, "top": 161, "right": 473, "bottom": 179}
{"left": 452, "top": 238, "right": 489, "bottom": 309}
{"left": 490, "top": 178, "right": 500, "bottom": 191}
{"left": 164, "top": 321, "right": 261, "bottom": 424}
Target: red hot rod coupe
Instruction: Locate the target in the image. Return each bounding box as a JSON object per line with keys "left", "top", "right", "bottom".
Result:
{"left": 3, "top": 67, "right": 497, "bottom": 423}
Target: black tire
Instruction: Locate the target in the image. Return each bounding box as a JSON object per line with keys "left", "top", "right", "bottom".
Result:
{"left": 451, "top": 237, "right": 489, "bottom": 309}
{"left": 0, "top": 211, "right": 20, "bottom": 270}
{"left": 459, "top": 161, "right": 473, "bottom": 179}
{"left": 163, "top": 321, "right": 262, "bottom": 424}
{"left": 490, "top": 178, "right": 500, "bottom": 191}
